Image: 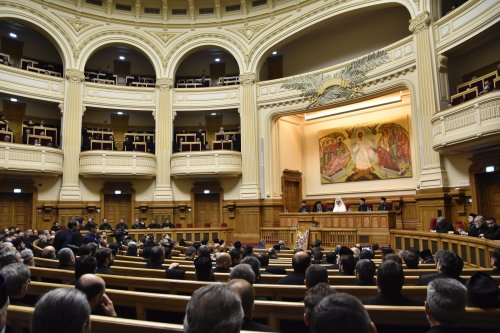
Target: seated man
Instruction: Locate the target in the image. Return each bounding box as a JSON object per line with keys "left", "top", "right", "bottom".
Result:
{"left": 240, "top": 256, "right": 262, "bottom": 284}
{"left": 313, "top": 292, "right": 377, "bottom": 333}
{"left": 305, "top": 265, "right": 328, "bottom": 289}
{"left": 194, "top": 256, "right": 214, "bottom": 281}
{"left": 401, "top": 249, "right": 420, "bottom": 269}
{"left": 339, "top": 254, "right": 356, "bottom": 276}
{"left": 277, "top": 251, "right": 311, "bottom": 285}
{"left": 303, "top": 283, "right": 334, "bottom": 329}
{"left": 417, "top": 250, "right": 464, "bottom": 285}
{"left": 229, "top": 263, "right": 255, "bottom": 285}
{"left": 425, "top": 278, "right": 467, "bottom": 333}
{"left": 431, "top": 216, "right": 454, "bottom": 233}
{"left": 363, "top": 260, "right": 422, "bottom": 306}
{"left": 99, "top": 218, "right": 113, "bottom": 231}
{"left": 161, "top": 218, "right": 176, "bottom": 229}
{"left": 355, "top": 259, "right": 376, "bottom": 286}
{"left": 56, "top": 248, "right": 75, "bottom": 270}
{"left": 228, "top": 279, "right": 273, "bottom": 332}
{"left": 358, "top": 198, "right": 369, "bottom": 211}
{"left": 460, "top": 215, "right": 487, "bottom": 237}
{"left": 95, "top": 248, "right": 115, "bottom": 275}
{"left": 73, "top": 255, "right": 97, "bottom": 284}
{"left": 377, "top": 197, "right": 390, "bottom": 211}
{"left": 32, "top": 288, "right": 90, "bottom": 333}
{"left": 145, "top": 246, "right": 165, "bottom": 269}
{"left": 75, "top": 274, "right": 117, "bottom": 317}
{"left": 0, "top": 263, "right": 30, "bottom": 305}
{"left": 184, "top": 284, "right": 244, "bottom": 333}
{"left": 480, "top": 217, "right": 500, "bottom": 240}
{"left": 491, "top": 248, "right": 500, "bottom": 276}
{"left": 147, "top": 219, "right": 161, "bottom": 229}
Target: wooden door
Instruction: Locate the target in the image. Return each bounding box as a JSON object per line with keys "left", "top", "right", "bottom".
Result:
{"left": 282, "top": 169, "right": 302, "bottom": 213}
{"left": 104, "top": 194, "right": 132, "bottom": 226}
{"left": 195, "top": 193, "right": 220, "bottom": 228}
{"left": 0, "top": 193, "right": 32, "bottom": 230}
{"left": 476, "top": 171, "right": 500, "bottom": 220}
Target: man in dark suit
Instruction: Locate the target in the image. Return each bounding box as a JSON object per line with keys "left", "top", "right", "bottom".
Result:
{"left": 277, "top": 251, "right": 310, "bottom": 285}
{"left": 363, "top": 260, "right": 422, "bottom": 306}
{"left": 213, "top": 252, "right": 231, "bottom": 273}
{"left": 481, "top": 217, "right": 500, "bottom": 240}
{"left": 53, "top": 219, "right": 80, "bottom": 252}
{"left": 145, "top": 246, "right": 165, "bottom": 269}
{"left": 355, "top": 259, "right": 376, "bottom": 286}
{"left": 358, "top": 198, "right": 369, "bottom": 211}
{"left": 425, "top": 278, "right": 467, "bottom": 333}
{"left": 377, "top": 197, "right": 391, "bottom": 211}
{"left": 417, "top": 250, "right": 465, "bottom": 285}
{"left": 95, "top": 248, "right": 115, "bottom": 275}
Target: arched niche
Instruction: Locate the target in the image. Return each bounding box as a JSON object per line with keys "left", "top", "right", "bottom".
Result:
{"left": 0, "top": 19, "right": 65, "bottom": 72}
{"left": 174, "top": 46, "right": 240, "bottom": 87}
{"left": 84, "top": 44, "right": 156, "bottom": 84}
{"left": 256, "top": 3, "right": 411, "bottom": 81}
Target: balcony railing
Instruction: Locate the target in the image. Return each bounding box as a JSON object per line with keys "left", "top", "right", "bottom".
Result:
{"left": 79, "top": 151, "right": 156, "bottom": 177}
{"left": 170, "top": 151, "right": 242, "bottom": 178}
{"left": 0, "top": 143, "right": 63, "bottom": 174}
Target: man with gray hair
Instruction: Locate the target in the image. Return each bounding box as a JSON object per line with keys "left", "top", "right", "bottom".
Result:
{"left": 425, "top": 278, "right": 467, "bottom": 332}
{"left": 240, "top": 256, "right": 261, "bottom": 283}
{"left": 57, "top": 247, "right": 75, "bottom": 270}
{"left": 32, "top": 288, "right": 90, "bottom": 333}
{"left": 229, "top": 263, "right": 256, "bottom": 285}
{"left": 20, "top": 249, "right": 34, "bottom": 266}
{"left": 184, "top": 284, "right": 244, "bottom": 333}
{"left": 0, "top": 263, "right": 30, "bottom": 305}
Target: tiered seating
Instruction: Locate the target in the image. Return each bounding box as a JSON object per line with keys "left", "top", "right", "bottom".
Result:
{"left": 450, "top": 70, "right": 498, "bottom": 106}
{"left": 124, "top": 132, "right": 155, "bottom": 153}
{"left": 87, "top": 128, "right": 115, "bottom": 150}
{"left": 174, "top": 130, "right": 206, "bottom": 152}
{"left": 21, "top": 57, "right": 62, "bottom": 77}
{"left": 22, "top": 121, "right": 58, "bottom": 147}
{"left": 175, "top": 77, "right": 211, "bottom": 88}
{"left": 218, "top": 75, "right": 240, "bottom": 86}
{"left": 0, "top": 52, "right": 11, "bottom": 66}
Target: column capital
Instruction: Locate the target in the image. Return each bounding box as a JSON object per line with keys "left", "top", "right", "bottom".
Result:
{"left": 240, "top": 73, "right": 256, "bottom": 86}
{"left": 65, "top": 69, "right": 85, "bottom": 83}
{"left": 437, "top": 54, "right": 448, "bottom": 70}
{"left": 409, "top": 11, "right": 431, "bottom": 34}
{"left": 156, "top": 78, "right": 173, "bottom": 91}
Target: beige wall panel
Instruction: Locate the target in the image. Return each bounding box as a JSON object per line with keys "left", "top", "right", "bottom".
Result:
{"left": 443, "top": 153, "right": 472, "bottom": 187}
{"left": 36, "top": 177, "right": 62, "bottom": 201}
{"left": 278, "top": 115, "right": 302, "bottom": 173}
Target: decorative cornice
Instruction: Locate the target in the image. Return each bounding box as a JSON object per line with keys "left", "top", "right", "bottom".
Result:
{"left": 438, "top": 55, "right": 448, "bottom": 70}
{"left": 62, "top": 16, "right": 93, "bottom": 34}
{"left": 233, "top": 22, "right": 272, "bottom": 40}
{"left": 150, "top": 31, "right": 183, "bottom": 45}
{"left": 239, "top": 73, "right": 256, "bottom": 86}
{"left": 156, "top": 78, "right": 173, "bottom": 90}
{"left": 65, "top": 69, "right": 85, "bottom": 83}
{"left": 409, "top": 11, "right": 431, "bottom": 34}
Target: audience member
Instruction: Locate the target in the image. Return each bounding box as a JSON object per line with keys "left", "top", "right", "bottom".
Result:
{"left": 184, "top": 246, "right": 196, "bottom": 261}
{"left": 99, "top": 218, "right": 113, "bottom": 231}
{"left": 0, "top": 251, "right": 21, "bottom": 268}
{"left": 303, "top": 282, "right": 335, "bottom": 328}
{"left": 214, "top": 252, "right": 231, "bottom": 273}
{"left": 378, "top": 197, "right": 390, "bottom": 211}
{"left": 145, "top": 246, "right": 165, "bottom": 269}
{"left": 277, "top": 251, "right": 310, "bottom": 285}
{"left": 0, "top": 263, "right": 30, "bottom": 304}
{"left": 325, "top": 251, "right": 338, "bottom": 269}
{"left": 230, "top": 248, "right": 242, "bottom": 267}
{"left": 75, "top": 273, "right": 117, "bottom": 316}
{"left": 363, "top": 260, "right": 422, "bottom": 306}
{"left": 41, "top": 245, "right": 56, "bottom": 259}
{"left": 20, "top": 248, "right": 34, "bottom": 266}
{"left": 74, "top": 255, "right": 97, "bottom": 282}
{"left": 425, "top": 278, "right": 467, "bottom": 332}
{"left": 355, "top": 259, "right": 376, "bottom": 286}
{"left": 491, "top": 248, "right": 500, "bottom": 276}
{"left": 481, "top": 217, "right": 500, "bottom": 240}
{"left": 32, "top": 288, "right": 90, "bottom": 333}
{"left": 401, "top": 249, "right": 420, "bottom": 269}
{"left": 241, "top": 256, "right": 261, "bottom": 283}
{"left": 312, "top": 292, "right": 377, "bottom": 333}
{"left": 228, "top": 279, "right": 273, "bottom": 332}
{"left": 183, "top": 284, "right": 244, "bottom": 333}
{"left": 305, "top": 265, "right": 328, "bottom": 289}
{"left": 0, "top": 273, "right": 8, "bottom": 333}
{"left": 126, "top": 241, "right": 138, "bottom": 256}
{"left": 383, "top": 253, "right": 403, "bottom": 265}
{"left": 194, "top": 256, "right": 214, "bottom": 281}
{"left": 229, "top": 263, "right": 255, "bottom": 285}
{"left": 56, "top": 247, "right": 75, "bottom": 270}
{"left": 431, "top": 217, "right": 454, "bottom": 233}
{"left": 339, "top": 254, "right": 355, "bottom": 276}
{"left": 465, "top": 272, "right": 499, "bottom": 308}
{"left": 417, "top": 250, "right": 464, "bottom": 285}
{"left": 461, "top": 215, "right": 487, "bottom": 237}
{"left": 358, "top": 198, "right": 369, "bottom": 211}
{"left": 95, "top": 248, "right": 115, "bottom": 275}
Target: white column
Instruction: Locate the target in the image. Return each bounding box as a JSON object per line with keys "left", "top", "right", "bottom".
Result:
{"left": 153, "top": 78, "right": 174, "bottom": 201}
{"left": 239, "top": 73, "right": 261, "bottom": 199}
{"left": 409, "top": 12, "right": 448, "bottom": 189}
{"left": 59, "top": 69, "right": 85, "bottom": 201}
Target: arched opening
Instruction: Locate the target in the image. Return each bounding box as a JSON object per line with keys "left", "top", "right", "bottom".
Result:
{"left": 0, "top": 19, "right": 64, "bottom": 76}
{"left": 84, "top": 45, "right": 156, "bottom": 86}
{"left": 174, "top": 47, "right": 240, "bottom": 88}
{"left": 257, "top": 4, "right": 411, "bottom": 81}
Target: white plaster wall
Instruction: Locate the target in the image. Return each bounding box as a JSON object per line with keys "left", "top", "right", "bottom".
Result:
{"left": 443, "top": 153, "right": 473, "bottom": 187}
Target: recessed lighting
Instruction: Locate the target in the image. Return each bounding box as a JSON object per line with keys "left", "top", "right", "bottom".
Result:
{"left": 13, "top": 188, "right": 21, "bottom": 193}
{"left": 203, "top": 189, "right": 210, "bottom": 194}
{"left": 485, "top": 166, "right": 495, "bottom": 173}
{"left": 272, "top": 51, "right": 278, "bottom": 55}
{"left": 119, "top": 56, "right": 125, "bottom": 60}
{"left": 117, "top": 111, "right": 123, "bottom": 115}
{"left": 9, "top": 33, "right": 17, "bottom": 38}
{"left": 214, "top": 58, "right": 220, "bottom": 62}
{"left": 114, "top": 190, "right": 122, "bottom": 195}
{"left": 10, "top": 98, "right": 17, "bottom": 102}
{"left": 211, "top": 112, "right": 217, "bottom": 116}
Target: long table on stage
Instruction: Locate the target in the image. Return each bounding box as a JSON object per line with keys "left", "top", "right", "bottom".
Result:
{"left": 277, "top": 211, "right": 396, "bottom": 246}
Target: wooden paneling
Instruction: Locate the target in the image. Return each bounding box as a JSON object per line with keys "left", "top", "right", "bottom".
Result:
{"left": 0, "top": 193, "right": 32, "bottom": 230}
{"left": 281, "top": 169, "right": 301, "bottom": 213}
{"left": 234, "top": 204, "right": 261, "bottom": 243}
{"left": 104, "top": 193, "right": 132, "bottom": 225}
{"left": 194, "top": 193, "right": 220, "bottom": 227}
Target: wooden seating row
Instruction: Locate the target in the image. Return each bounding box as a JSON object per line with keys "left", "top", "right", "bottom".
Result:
{"left": 14, "top": 281, "right": 500, "bottom": 332}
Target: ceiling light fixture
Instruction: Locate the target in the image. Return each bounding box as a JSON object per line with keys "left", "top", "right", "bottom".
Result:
{"left": 10, "top": 98, "right": 17, "bottom": 102}
{"left": 214, "top": 58, "right": 220, "bottom": 62}
{"left": 272, "top": 51, "right": 278, "bottom": 55}
{"left": 9, "top": 32, "right": 17, "bottom": 38}
{"left": 119, "top": 56, "right": 125, "bottom": 60}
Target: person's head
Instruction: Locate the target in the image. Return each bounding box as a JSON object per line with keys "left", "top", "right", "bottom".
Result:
{"left": 383, "top": 253, "right": 402, "bottom": 265}
{"left": 0, "top": 251, "right": 21, "bottom": 268}
{"left": 126, "top": 242, "right": 138, "bottom": 256}
{"left": 95, "top": 248, "right": 114, "bottom": 268}
{"left": 0, "top": 263, "right": 30, "bottom": 299}
{"left": 377, "top": 260, "right": 404, "bottom": 296}
{"left": 292, "top": 251, "right": 311, "bottom": 273}
{"left": 184, "top": 284, "right": 243, "bottom": 333}
{"left": 229, "top": 263, "right": 255, "bottom": 285}
{"left": 256, "top": 253, "right": 269, "bottom": 268}
{"left": 311, "top": 247, "right": 323, "bottom": 261}
{"left": 58, "top": 247, "right": 75, "bottom": 266}
{"left": 400, "top": 249, "right": 419, "bottom": 269}
{"left": 425, "top": 278, "right": 467, "bottom": 327}
{"left": 303, "top": 282, "right": 334, "bottom": 327}
{"left": 67, "top": 219, "right": 79, "bottom": 231}
{"left": 32, "top": 288, "right": 90, "bottom": 333}
{"left": 229, "top": 248, "right": 242, "bottom": 266}
{"left": 325, "top": 251, "right": 337, "bottom": 264}
{"left": 305, "top": 265, "right": 328, "bottom": 289}
{"left": 485, "top": 217, "right": 497, "bottom": 230}
{"left": 215, "top": 252, "right": 231, "bottom": 270}
{"left": 474, "top": 215, "right": 485, "bottom": 228}
{"left": 240, "top": 256, "right": 260, "bottom": 281}
{"left": 355, "top": 259, "right": 376, "bottom": 284}
{"left": 75, "top": 255, "right": 97, "bottom": 279}
{"left": 312, "top": 292, "right": 377, "bottom": 333}
{"left": 194, "top": 256, "right": 213, "bottom": 281}
{"left": 359, "top": 250, "right": 373, "bottom": 260}
{"left": 41, "top": 246, "right": 56, "bottom": 259}
{"left": 380, "top": 197, "right": 386, "bottom": 204}
{"left": 149, "top": 246, "right": 165, "bottom": 264}
{"left": 360, "top": 198, "right": 366, "bottom": 205}
{"left": 197, "top": 245, "right": 211, "bottom": 258}
{"left": 335, "top": 197, "right": 342, "bottom": 205}
{"left": 75, "top": 274, "right": 107, "bottom": 311}
{"left": 465, "top": 272, "right": 499, "bottom": 308}
{"left": 185, "top": 246, "right": 196, "bottom": 260}
{"left": 227, "top": 279, "right": 254, "bottom": 320}
{"left": 20, "top": 248, "right": 34, "bottom": 266}
{"left": 435, "top": 250, "right": 463, "bottom": 278}
{"left": 339, "top": 254, "right": 355, "bottom": 275}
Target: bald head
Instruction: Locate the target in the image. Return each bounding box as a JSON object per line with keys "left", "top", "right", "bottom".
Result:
{"left": 75, "top": 274, "right": 106, "bottom": 310}
{"left": 228, "top": 278, "right": 254, "bottom": 319}
{"left": 216, "top": 252, "right": 231, "bottom": 270}
{"left": 292, "top": 251, "right": 311, "bottom": 273}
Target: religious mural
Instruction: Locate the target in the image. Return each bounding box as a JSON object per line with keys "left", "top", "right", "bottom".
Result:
{"left": 319, "top": 116, "right": 412, "bottom": 183}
